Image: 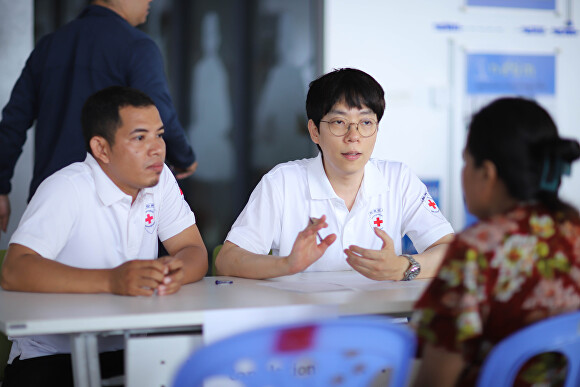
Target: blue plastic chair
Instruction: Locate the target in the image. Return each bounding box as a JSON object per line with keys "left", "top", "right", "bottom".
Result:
{"left": 173, "top": 316, "right": 416, "bottom": 387}
{"left": 477, "top": 311, "right": 580, "bottom": 387}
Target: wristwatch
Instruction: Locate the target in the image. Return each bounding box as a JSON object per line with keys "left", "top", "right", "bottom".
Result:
{"left": 401, "top": 254, "right": 420, "bottom": 281}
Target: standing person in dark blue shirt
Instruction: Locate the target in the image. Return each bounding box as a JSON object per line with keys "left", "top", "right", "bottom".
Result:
{"left": 0, "top": 0, "right": 198, "bottom": 241}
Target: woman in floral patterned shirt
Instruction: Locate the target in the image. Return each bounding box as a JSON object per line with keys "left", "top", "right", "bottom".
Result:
{"left": 412, "top": 97, "right": 580, "bottom": 387}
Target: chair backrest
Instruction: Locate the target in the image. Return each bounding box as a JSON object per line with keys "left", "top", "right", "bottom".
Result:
{"left": 477, "top": 311, "right": 580, "bottom": 387}
{"left": 173, "top": 316, "right": 416, "bottom": 387}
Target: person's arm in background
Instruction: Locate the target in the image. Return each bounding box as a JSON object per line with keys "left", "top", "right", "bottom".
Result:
{"left": 0, "top": 55, "right": 38, "bottom": 242}
{"left": 126, "top": 38, "right": 198, "bottom": 178}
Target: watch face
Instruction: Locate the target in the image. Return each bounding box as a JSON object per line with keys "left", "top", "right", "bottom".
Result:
{"left": 403, "top": 263, "right": 420, "bottom": 281}
{"left": 406, "top": 267, "right": 420, "bottom": 280}
{"left": 401, "top": 254, "right": 420, "bottom": 281}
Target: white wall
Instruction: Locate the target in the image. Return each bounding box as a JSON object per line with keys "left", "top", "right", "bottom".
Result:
{"left": 325, "top": 0, "right": 580, "bottom": 230}
{"left": 0, "top": 0, "right": 34, "bottom": 250}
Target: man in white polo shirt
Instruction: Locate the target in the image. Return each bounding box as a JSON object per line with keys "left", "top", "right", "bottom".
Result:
{"left": 216, "top": 68, "right": 454, "bottom": 281}
{"left": 0, "top": 86, "right": 208, "bottom": 387}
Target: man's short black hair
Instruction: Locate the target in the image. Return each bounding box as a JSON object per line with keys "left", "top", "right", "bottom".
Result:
{"left": 306, "top": 68, "right": 386, "bottom": 129}
{"left": 81, "top": 86, "right": 156, "bottom": 154}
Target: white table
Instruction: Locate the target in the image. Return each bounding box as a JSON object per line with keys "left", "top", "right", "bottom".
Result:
{"left": 0, "top": 272, "right": 429, "bottom": 387}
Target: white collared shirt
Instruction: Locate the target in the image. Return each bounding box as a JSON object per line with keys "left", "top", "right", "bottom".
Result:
{"left": 8, "top": 153, "right": 195, "bottom": 361}
{"left": 11, "top": 154, "right": 194, "bottom": 266}
{"left": 226, "top": 153, "right": 453, "bottom": 272}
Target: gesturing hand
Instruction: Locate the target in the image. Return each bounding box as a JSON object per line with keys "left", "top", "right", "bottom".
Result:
{"left": 109, "top": 259, "right": 167, "bottom": 296}
{"left": 285, "top": 215, "right": 337, "bottom": 275}
{"left": 344, "top": 227, "right": 408, "bottom": 281}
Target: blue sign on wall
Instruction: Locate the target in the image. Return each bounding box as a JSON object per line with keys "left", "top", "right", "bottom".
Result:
{"left": 467, "top": 53, "right": 555, "bottom": 96}
{"left": 467, "top": 0, "right": 555, "bottom": 10}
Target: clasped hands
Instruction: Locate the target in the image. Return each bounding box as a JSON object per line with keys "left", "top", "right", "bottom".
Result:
{"left": 109, "top": 256, "right": 184, "bottom": 296}
{"left": 285, "top": 215, "right": 407, "bottom": 281}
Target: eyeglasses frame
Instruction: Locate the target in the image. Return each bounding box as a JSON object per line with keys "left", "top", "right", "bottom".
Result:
{"left": 319, "top": 118, "right": 378, "bottom": 138}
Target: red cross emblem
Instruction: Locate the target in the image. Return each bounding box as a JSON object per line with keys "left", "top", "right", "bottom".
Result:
{"left": 144, "top": 204, "right": 156, "bottom": 233}
{"left": 369, "top": 212, "right": 385, "bottom": 229}
{"left": 422, "top": 193, "right": 440, "bottom": 214}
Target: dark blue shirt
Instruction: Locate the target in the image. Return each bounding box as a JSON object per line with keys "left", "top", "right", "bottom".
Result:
{"left": 0, "top": 5, "right": 195, "bottom": 199}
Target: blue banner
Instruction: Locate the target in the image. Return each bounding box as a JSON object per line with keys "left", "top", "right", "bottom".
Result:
{"left": 467, "top": 53, "right": 555, "bottom": 95}
{"left": 467, "top": 0, "right": 555, "bottom": 9}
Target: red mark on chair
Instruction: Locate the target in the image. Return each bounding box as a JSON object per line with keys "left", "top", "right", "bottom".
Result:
{"left": 275, "top": 325, "right": 317, "bottom": 352}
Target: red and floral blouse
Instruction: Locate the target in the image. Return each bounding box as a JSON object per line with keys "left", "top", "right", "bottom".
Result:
{"left": 413, "top": 203, "right": 580, "bottom": 386}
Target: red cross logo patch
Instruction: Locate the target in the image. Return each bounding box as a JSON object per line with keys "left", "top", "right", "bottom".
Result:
{"left": 145, "top": 203, "right": 156, "bottom": 234}
{"left": 421, "top": 192, "right": 440, "bottom": 214}
{"left": 368, "top": 210, "right": 385, "bottom": 230}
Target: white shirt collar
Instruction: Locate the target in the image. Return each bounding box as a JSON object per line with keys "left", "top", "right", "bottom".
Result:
{"left": 361, "top": 158, "right": 390, "bottom": 198}
{"left": 85, "top": 153, "right": 155, "bottom": 206}
{"left": 306, "top": 153, "right": 390, "bottom": 201}
{"left": 307, "top": 153, "right": 337, "bottom": 200}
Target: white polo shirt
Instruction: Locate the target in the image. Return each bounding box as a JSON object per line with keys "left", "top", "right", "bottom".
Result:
{"left": 8, "top": 153, "right": 195, "bottom": 362}
{"left": 226, "top": 153, "right": 453, "bottom": 272}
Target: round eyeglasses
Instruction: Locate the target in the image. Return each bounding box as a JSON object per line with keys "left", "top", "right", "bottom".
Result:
{"left": 319, "top": 118, "right": 378, "bottom": 138}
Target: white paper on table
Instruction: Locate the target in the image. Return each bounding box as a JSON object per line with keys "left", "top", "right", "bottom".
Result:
{"left": 332, "top": 277, "right": 426, "bottom": 291}
{"left": 203, "top": 304, "right": 338, "bottom": 345}
{"left": 256, "top": 271, "right": 423, "bottom": 293}
{"left": 257, "top": 281, "right": 347, "bottom": 293}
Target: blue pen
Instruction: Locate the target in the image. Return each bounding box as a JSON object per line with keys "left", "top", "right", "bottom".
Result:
{"left": 215, "top": 280, "right": 233, "bottom": 285}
